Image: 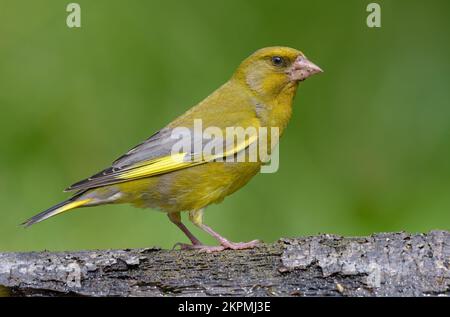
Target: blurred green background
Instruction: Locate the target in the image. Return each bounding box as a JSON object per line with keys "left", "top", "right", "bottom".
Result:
{"left": 1, "top": 0, "right": 449, "bottom": 251}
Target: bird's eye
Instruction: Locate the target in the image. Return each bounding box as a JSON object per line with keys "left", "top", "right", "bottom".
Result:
{"left": 271, "top": 56, "right": 285, "bottom": 67}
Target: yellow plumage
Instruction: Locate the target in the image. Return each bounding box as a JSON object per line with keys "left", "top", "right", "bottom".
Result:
{"left": 23, "top": 47, "right": 322, "bottom": 252}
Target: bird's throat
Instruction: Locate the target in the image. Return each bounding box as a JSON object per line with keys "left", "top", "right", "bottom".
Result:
{"left": 271, "top": 82, "right": 297, "bottom": 132}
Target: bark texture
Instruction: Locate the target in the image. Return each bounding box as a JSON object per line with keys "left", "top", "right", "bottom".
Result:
{"left": 0, "top": 230, "right": 449, "bottom": 297}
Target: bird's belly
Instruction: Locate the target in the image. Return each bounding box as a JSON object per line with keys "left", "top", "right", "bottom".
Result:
{"left": 115, "top": 162, "right": 261, "bottom": 212}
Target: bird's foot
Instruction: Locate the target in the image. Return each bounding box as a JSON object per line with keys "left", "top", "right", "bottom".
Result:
{"left": 173, "top": 239, "right": 261, "bottom": 253}
{"left": 220, "top": 239, "right": 261, "bottom": 250}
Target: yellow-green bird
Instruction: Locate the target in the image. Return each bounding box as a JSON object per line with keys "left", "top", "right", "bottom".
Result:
{"left": 23, "top": 47, "right": 322, "bottom": 252}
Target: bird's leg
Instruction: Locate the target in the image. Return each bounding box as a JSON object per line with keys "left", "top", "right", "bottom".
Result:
{"left": 167, "top": 212, "right": 203, "bottom": 249}
{"left": 186, "top": 209, "right": 260, "bottom": 253}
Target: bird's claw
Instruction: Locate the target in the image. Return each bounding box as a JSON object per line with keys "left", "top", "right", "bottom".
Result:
{"left": 173, "top": 239, "right": 261, "bottom": 253}
{"left": 220, "top": 239, "right": 261, "bottom": 250}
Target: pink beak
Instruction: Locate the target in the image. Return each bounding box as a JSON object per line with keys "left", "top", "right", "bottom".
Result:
{"left": 289, "top": 56, "right": 323, "bottom": 82}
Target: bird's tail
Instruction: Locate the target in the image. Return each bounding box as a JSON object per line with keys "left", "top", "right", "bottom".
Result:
{"left": 22, "top": 196, "right": 92, "bottom": 227}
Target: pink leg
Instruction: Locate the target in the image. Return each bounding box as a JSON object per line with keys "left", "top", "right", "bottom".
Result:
{"left": 198, "top": 222, "right": 260, "bottom": 250}
{"left": 184, "top": 209, "right": 260, "bottom": 253}
{"left": 167, "top": 212, "right": 202, "bottom": 247}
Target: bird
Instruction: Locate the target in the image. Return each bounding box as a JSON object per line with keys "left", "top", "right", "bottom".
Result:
{"left": 23, "top": 46, "right": 322, "bottom": 252}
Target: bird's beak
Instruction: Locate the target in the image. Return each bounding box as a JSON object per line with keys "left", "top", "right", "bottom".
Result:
{"left": 289, "top": 56, "right": 323, "bottom": 82}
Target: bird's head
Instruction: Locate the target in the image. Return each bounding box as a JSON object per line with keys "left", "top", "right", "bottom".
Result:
{"left": 233, "top": 46, "right": 323, "bottom": 98}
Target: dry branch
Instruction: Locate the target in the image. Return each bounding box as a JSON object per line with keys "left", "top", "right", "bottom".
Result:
{"left": 0, "top": 231, "right": 449, "bottom": 296}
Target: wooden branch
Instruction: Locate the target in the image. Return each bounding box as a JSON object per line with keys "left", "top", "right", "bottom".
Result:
{"left": 0, "top": 231, "right": 449, "bottom": 297}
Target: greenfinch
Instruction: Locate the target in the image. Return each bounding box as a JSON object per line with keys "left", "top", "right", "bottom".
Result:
{"left": 23, "top": 47, "right": 322, "bottom": 252}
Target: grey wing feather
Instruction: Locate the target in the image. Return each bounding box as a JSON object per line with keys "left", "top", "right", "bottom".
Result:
{"left": 65, "top": 128, "right": 179, "bottom": 192}
{"left": 112, "top": 128, "right": 176, "bottom": 168}
{"left": 65, "top": 125, "right": 250, "bottom": 192}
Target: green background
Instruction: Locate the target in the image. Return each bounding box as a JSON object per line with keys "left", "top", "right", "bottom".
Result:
{"left": 1, "top": 0, "right": 449, "bottom": 251}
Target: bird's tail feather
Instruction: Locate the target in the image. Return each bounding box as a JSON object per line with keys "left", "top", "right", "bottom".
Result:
{"left": 22, "top": 197, "right": 92, "bottom": 227}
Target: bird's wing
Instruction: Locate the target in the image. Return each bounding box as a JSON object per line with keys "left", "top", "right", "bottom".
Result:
{"left": 65, "top": 125, "right": 258, "bottom": 192}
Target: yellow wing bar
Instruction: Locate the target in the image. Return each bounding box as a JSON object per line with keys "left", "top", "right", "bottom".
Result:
{"left": 117, "top": 133, "right": 258, "bottom": 181}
